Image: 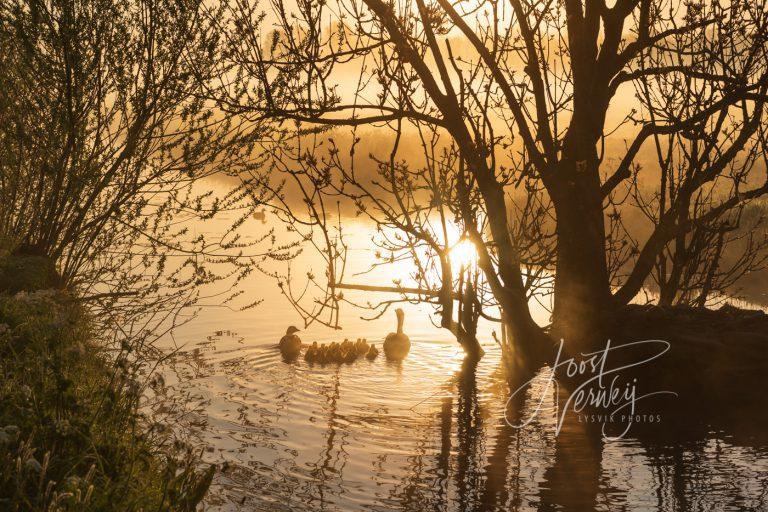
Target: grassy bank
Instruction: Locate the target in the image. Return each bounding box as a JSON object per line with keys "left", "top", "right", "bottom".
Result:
{"left": 0, "top": 278, "right": 214, "bottom": 510}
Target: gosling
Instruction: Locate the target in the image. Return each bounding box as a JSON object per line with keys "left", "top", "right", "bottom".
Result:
{"left": 356, "top": 338, "right": 370, "bottom": 355}
{"left": 304, "top": 342, "right": 319, "bottom": 363}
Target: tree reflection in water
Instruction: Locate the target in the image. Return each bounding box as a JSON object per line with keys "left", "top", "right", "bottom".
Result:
{"left": 155, "top": 335, "right": 768, "bottom": 511}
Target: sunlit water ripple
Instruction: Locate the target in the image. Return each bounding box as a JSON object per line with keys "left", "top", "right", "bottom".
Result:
{"left": 154, "top": 325, "right": 768, "bottom": 511}
{"left": 148, "top": 218, "right": 768, "bottom": 510}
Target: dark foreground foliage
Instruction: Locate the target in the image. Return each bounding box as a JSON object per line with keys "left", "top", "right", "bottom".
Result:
{"left": 0, "top": 286, "right": 215, "bottom": 511}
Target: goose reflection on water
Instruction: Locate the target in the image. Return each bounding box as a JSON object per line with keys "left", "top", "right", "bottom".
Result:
{"left": 156, "top": 329, "right": 768, "bottom": 511}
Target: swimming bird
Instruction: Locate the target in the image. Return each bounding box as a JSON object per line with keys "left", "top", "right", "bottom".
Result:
{"left": 383, "top": 308, "right": 410, "bottom": 359}
{"left": 328, "top": 343, "right": 342, "bottom": 364}
{"left": 356, "top": 338, "right": 369, "bottom": 355}
{"left": 279, "top": 326, "right": 302, "bottom": 358}
{"left": 343, "top": 347, "right": 357, "bottom": 364}
{"left": 304, "top": 342, "right": 318, "bottom": 363}
{"left": 316, "top": 344, "right": 328, "bottom": 364}
{"left": 365, "top": 344, "right": 379, "bottom": 360}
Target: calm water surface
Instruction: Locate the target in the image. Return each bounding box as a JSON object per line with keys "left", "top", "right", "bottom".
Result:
{"left": 152, "top": 220, "right": 768, "bottom": 511}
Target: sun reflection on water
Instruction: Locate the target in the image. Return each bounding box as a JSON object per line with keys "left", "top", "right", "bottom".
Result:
{"left": 151, "top": 216, "right": 768, "bottom": 511}
{"left": 152, "top": 326, "right": 768, "bottom": 511}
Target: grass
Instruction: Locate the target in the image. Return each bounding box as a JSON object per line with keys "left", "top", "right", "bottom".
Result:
{"left": 0, "top": 284, "right": 215, "bottom": 511}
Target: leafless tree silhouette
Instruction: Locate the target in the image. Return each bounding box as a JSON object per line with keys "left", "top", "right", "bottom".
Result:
{"left": 220, "top": 0, "right": 768, "bottom": 357}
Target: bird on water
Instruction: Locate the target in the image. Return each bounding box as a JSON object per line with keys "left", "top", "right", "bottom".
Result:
{"left": 383, "top": 308, "right": 410, "bottom": 359}
{"left": 279, "top": 326, "right": 302, "bottom": 358}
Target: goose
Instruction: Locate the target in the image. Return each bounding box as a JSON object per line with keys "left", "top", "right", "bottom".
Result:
{"left": 279, "top": 326, "right": 302, "bottom": 358}
{"left": 343, "top": 347, "right": 357, "bottom": 364}
{"left": 383, "top": 308, "right": 410, "bottom": 359}
{"left": 304, "top": 342, "right": 318, "bottom": 363}
{"left": 356, "top": 338, "right": 370, "bottom": 355}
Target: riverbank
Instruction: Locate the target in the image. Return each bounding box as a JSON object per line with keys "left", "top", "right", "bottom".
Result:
{"left": 0, "top": 258, "right": 215, "bottom": 510}
{"left": 601, "top": 303, "right": 768, "bottom": 444}
{"left": 505, "top": 302, "right": 768, "bottom": 445}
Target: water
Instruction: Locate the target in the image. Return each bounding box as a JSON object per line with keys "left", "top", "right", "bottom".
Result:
{"left": 151, "top": 219, "right": 768, "bottom": 511}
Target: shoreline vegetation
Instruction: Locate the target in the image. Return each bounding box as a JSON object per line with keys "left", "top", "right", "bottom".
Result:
{"left": 0, "top": 254, "right": 215, "bottom": 511}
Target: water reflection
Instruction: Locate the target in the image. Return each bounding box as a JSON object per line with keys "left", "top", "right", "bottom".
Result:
{"left": 152, "top": 330, "right": 768, "bottom": 511}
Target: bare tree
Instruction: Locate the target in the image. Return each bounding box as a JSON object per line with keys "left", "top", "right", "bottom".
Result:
{"left": 0, "top": 0, "right": 278, "bottom": 345}
{"left": 243, "top": 123, "right": 552, "bottom": 357}
{"left": 220, "top": 0, "right": 768, "bottom": 357}
{"left": 614, "top": 22, "right": 768, "bottom": 308}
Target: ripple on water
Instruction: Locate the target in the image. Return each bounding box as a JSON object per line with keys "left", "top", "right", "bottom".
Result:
{"left": 156, "top": 334, "right": 768, "bottom": 512}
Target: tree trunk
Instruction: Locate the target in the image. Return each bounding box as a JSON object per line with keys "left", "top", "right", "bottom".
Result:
{"left": 550, "top": 160, "right": 612, "bottom": 354}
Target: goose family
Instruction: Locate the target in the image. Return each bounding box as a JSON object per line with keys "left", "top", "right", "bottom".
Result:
{"left": 283, "top": 308, "right": 408, "bottom": 364}
{"left": 302, "top": 338, "right": 378, "bottom": 364}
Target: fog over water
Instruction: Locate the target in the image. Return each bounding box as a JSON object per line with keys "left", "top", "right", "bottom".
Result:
{"left": 152, "top": 210, "right": 768, "bottom": 511}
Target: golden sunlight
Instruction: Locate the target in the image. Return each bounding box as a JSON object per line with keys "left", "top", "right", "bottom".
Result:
{"left": 449, "top": 239, "right": 478, "bottom": 269}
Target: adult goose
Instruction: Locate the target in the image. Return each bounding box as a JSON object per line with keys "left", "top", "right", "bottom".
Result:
{"left": 383, "top": 308, "right": 410, "bottom": 359}
{"left": 279, "top": 326, "right": 302, "bottom": 358}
